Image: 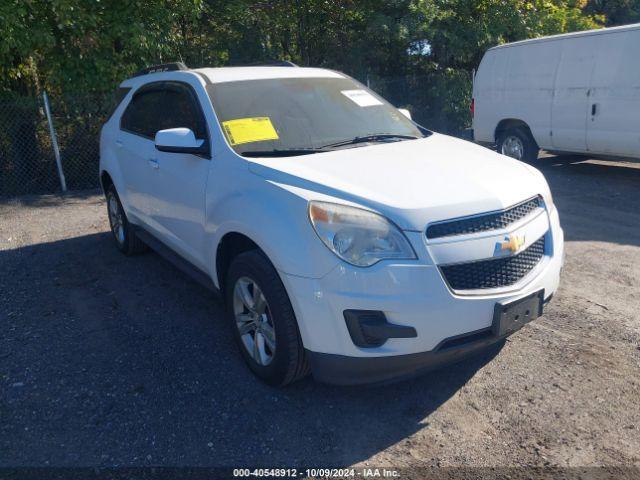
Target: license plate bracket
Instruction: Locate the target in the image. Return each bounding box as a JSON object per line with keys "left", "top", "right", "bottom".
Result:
{"left": 493, "top": 289, "right": 544, "bottom": 337}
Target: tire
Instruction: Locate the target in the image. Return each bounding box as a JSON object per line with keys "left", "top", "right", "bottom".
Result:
{"left": 226, "top": 250, "right": 309, "bottom": 386}
{"left": 105, "top": 185, "right": 147, "bottom": 255}
{"left": 497, "top": 127, "right": 539, "bottom": 162}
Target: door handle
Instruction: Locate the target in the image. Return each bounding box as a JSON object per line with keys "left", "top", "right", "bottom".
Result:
{"left": 148, "top": 158, "right": 159, "bottom": 169}
{"left": 591, "top": 103, "right": 597, "bottom": 116}
{"left": 115, "top": 140, "right": 123, "bottom": 148}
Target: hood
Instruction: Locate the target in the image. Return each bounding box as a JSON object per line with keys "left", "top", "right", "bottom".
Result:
{"left": 247, "top": 133, "right": 549, "bottom": 231}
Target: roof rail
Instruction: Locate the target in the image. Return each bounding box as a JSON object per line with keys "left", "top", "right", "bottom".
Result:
{"left": 270, "top": 60, "right": 298, "bottom": 67}
{"left": 243, "top": 60, "right": 299, "bottom": 67}
{"left": 133, "top": 62, "right": 189, "bottom": 77}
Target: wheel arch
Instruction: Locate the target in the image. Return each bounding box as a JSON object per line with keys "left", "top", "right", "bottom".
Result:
{"left": 215, "top": 231, "right": 266, "bottom": 293}
{"left": 100, "top": 170, "right": 114, "bottom": 195}
{"left": 98, "top": 162, "right": 129, "bottom": 212}
{"left": 495, "top": 119, "right": 538, "bottom": 148}
{"left": 211, "top": 226, "right": 319, "bottom": 356}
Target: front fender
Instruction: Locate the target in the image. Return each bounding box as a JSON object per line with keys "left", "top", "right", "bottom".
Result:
{"left": 205, "top": 177, "right": 340, "bottom": 288}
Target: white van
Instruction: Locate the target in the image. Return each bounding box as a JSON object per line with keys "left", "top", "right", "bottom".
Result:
{"left": 473, "top": 23, "right": 640, "bottom": 162}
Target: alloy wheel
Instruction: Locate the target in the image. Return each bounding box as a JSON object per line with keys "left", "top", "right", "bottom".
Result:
{"left": 232, "top": 276, "right": 276, "bottom": 366}
{"left": 501, "top": 135, "right": 525, "bottom": 160}
{"left": 107, "top": 193, "right": 125, "bottom": 245}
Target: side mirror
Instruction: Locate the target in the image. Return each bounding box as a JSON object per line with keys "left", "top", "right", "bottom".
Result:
{"left": 155, "top": 128, "right": 207, "bottom": 155}
{"left": 398, "top": 108, "right": 412, "bottom": 120}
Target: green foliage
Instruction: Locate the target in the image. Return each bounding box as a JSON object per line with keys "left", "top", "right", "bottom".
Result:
{"left": 0, "top": 0, "right": 207, "bottom": 94}
{"left": 427, "top": 0, "right": 604, "bottom": 70}
{"left": 0, "top": 0, "right": 618, "bottom": 130}
{"left": 586, "top": 0, "right": 640, "bottom": 25}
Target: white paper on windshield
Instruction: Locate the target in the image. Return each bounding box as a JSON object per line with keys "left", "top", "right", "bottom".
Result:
{"left": 341, "top": 89, "right": 384, "bottom": 107}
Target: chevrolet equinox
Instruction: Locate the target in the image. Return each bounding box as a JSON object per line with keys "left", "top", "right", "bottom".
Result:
{"left": 99, "top": 62, "right": 564, "bottom": 386}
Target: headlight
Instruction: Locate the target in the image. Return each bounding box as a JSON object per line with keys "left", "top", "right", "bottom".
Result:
{"left": 308, "top": 201, "right": 416, "bottom": 267}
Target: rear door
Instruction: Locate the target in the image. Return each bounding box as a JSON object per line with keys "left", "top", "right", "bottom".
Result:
{"left": 146, "top": 81, "right": 211, "bottom": 269}
{"left": 118, "top": 85, "right": 166, "bottom": 224}
{"left": 586, "top": 30, "right": 640, "bottom": 158}
{"left": 551, "top": 36, "right": 597, "bottom": 152}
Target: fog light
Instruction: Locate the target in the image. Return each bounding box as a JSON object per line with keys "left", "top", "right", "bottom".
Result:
{"left": 344, "top": 310, "right": 417, "bottom": 348}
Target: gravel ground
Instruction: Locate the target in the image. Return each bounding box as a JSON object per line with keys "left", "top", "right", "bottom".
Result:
{"left": 1, "top": 154, "right": 639, "bottom": 472}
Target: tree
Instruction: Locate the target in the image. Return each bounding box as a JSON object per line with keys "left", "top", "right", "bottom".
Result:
{"left": 426, "top": 0, "right": 604, "bottom": 71}
{"left": 586, "top": 0, "right": 640, "bottom": 25}
{"left": 0, "top": 0, "right": 612, "bottom": 134}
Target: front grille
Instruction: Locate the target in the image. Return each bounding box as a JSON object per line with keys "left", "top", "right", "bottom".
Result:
{"left": 440, "top": 235, "right": 546, "bottom": 290}
{"left": 427, "top": 196, "right": 542, "bottom": 239}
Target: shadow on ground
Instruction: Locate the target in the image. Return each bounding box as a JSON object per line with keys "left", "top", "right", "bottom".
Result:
{"left": 0, "top": 189, "right": 102, "bottom": 209}
{"left": 535, "top": 155, "right": 640, "bottom": 247}
{"left": 1, "top": 232, "right": 499, "bottom": 466}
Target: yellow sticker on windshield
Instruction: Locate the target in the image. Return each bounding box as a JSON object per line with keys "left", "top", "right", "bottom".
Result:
{"left": 221, "top": 117, "right": 279, "bottom": 145}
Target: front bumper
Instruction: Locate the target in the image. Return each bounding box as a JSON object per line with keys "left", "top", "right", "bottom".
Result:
{"left": 307, "top": 292, "right": 553, "bottom": 385}
{"left": 307, "top": 327, "right": 503, "bottom": 386}
{"left": 280, "top": 208, "right": 564, "bottom": 385}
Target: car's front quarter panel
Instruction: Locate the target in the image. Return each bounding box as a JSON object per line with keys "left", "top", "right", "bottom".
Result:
{"left": 205, "top": 168, "right": 342, "bottom": 288}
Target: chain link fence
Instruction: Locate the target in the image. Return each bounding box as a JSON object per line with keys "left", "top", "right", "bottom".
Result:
{"left": 0, "top": 92, "right": 113, "bottom": 198}
{"left": 0, "top": 74, "right": 471, "bottom": 198}
{"left": 47, "top": 93, "right": 114, "bottom": 192}
{"left": 0, "top": 96, "right": 59, "bottom": 197}
{"left": 368, "top": 72, "right": 472, "bottom": 135}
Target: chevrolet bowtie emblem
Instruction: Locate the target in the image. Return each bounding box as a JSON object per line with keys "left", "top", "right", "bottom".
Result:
{"left": 499, "top": 235, "right": 526, "bottom": 254}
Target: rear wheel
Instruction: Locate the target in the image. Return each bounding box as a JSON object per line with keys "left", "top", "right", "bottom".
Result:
{"left": 106, "top": 185, "right": 147, "bottom": 255}
{"left": 497, "top": 127, "right": 539, "bottom": 162}
{"left": 226, "top": 250, "right": 309, "bottom": 386}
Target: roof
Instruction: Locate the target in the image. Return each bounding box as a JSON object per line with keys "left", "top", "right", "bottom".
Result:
{"left": 193, "top": 66, "right": 345, "bottom": 84}
{"left": 489, "top": 22, "right": 640, "bottom": 51}
{"left": 120, "top": 65, "right": 345, "bottom": 89}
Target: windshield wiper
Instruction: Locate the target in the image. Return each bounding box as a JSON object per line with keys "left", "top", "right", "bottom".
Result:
{"left": 320, "top": 134, "right": 419, "bottom": 150}
{"left": 240, "top": 148, "right": 331, "bottom": 157}
{"left": 239, "top": 134, "right": 419, "bottom": 157}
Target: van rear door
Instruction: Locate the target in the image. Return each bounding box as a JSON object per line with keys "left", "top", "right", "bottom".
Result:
{"left": 551, "top": 36, "right": 597, "bottom": 152}
{"left": 586, "top": 29, "right": 640, "bottom": 159}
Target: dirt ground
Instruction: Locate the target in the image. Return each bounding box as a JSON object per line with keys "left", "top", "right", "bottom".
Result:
{"left": 1, "top": 154, "right": 639, "bottom": 473}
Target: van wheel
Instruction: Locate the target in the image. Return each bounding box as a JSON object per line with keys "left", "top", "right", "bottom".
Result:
{"left": 106, "top": 185, "right": 147, "bottom": 255}
{"left": 226, "top": 250, "right": 309, "bottom": 386}
{"left": 497, "top": 128, "right": 539, "bottom": 162}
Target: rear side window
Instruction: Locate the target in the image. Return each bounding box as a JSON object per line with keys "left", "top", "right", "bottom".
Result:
{"left": 120, "top": 88, "right": 165, "bottom": 138}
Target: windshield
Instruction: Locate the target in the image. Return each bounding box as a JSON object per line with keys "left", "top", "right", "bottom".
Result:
{"left": 206, "top": 77, "right": 429, "bottom": 157}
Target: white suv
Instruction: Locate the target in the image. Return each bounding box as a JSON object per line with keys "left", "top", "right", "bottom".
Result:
{"left": 100, "top": 62, "right": 564, "bottom": 386}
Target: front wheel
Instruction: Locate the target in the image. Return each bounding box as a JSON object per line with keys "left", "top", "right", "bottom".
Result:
{"left": 497, "top": 128, "right": 539, "bottom": 162}
{"left": 226, "top": 250, "right": 309, "bottom": 386}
